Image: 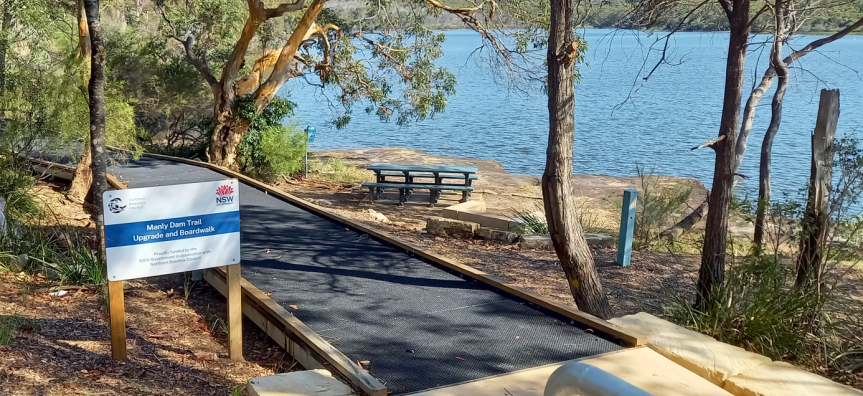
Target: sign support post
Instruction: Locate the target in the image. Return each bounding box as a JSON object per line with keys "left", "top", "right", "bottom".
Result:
{"left": 108, "top": 280, "right": 127, "bottom": 360}
{"left": 226, "top": 263, "right": 243, "bottom": 361}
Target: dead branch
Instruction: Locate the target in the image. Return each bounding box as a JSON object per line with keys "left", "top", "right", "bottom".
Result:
{"left": 689, "top": 135, "right": 726, "bottom": 151}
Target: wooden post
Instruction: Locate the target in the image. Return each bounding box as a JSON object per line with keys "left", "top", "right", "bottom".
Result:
{"left": 108, "top": 280, "right": 127, "bottom": 360}
{"left": 616, "top": 189, "right": 638, "bottom": 267}
{"left": 226, "top": 263, "right": 243, "bottom": 361}
{"left": 797, "top": 89, "right": 839, "bottom": 289}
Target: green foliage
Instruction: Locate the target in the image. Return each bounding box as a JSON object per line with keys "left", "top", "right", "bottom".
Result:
{"left": 237, "top": 96, "right": 305, "bottom": 180}
{"left": 309, "top": 158, "right": 374, "bottom": 184}
{"left": 238, "top": 124, "right": 307, "bottom": 181}
{"left": 0, "top": 316, "right": 15, "bottom": 345}
{"left": 512, "top": 202, "right": 604, "bottom": 235}
{"left": 666, "top": 253, "right": 827, "bottom": 363}
{"left": 633, "top": 164, "right": 692, "bottom": 249}
{"left": 513, "top": 208, "right": 549, "bottom": 234}
{"left": 0, "top": 157, "right": 41, "bottom": 222}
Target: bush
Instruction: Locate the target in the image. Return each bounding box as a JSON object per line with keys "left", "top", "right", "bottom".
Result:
{"left": 235, "top": 96, "right": 306, "bottom": 181}
{"left": 238, "top": 124, "right": 307, "bottom": 181}
{"left": 666, "top": 253, "right": 824, "bottom": 362}
{"left": 633, "top": 164, "right": 692, "bottom": 249}
{"left": 309, "top": 158, "right": 373, "bottom": 183}
{"left": 511, "top": 202, "right": 604, "bottom": 235}
{"left": 0, "top": 158, "right": 41, "bottom": 223}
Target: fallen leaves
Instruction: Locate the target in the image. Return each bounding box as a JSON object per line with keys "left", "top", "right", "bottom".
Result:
{"left": 288, "top": 305, "right": 298, "bottom": 310}
{"left": 146, "top": 332, "right": 181, "bottom": 340}
{"left": 455, "top": 356, "right": 464, "bottom": 361}
{"left": 194, "top": 351, "right": 219, "bottom": 362}
{"left": 264, "top": 290, "right": 275, "bottom": 296}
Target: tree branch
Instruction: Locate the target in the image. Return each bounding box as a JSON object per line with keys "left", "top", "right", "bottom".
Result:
{"left": 262, "top": 0, "right": 308, "bottom": 19}
{"left": 180, "top": 35, "right": 218, "bottom": 87}
{"left": 690, "top": 135, "right": 726, "bottom": 151}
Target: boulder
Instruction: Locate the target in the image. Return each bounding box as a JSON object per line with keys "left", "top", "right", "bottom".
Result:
{"left": 519, "top": 234, "right": 553, "bottom": 249}
{"left": 724, "top": 361, "right": 863, "bottom": 396}
{"left": 609, "top": 312, "right": 771, "bottom": 387}
{"left": 426, "top": 217, "right": 479, "bottom": 239}
{"left": 585, "top": 234, "right": 615, "bottom": 248}
{"left": 476, "top": 227, "right": 519, "bottom": 244}
{"left": 366, "top": 209, "right": 389, "bottom": 223}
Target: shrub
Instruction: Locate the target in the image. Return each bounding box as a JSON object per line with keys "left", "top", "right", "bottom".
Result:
{"left": 236, "top": 96, "right": 306, "bottom": 181}
{"left": 633, "top": 164, "right": 692, "bottom": 249}
{"left": 512, "top": 202, "right": 604, "bottom": 235}
{"left": 239, "top": 124, "right": 307, "bottom": 181}
{"left": 0, "top": 157, "right": 41, "bottom": 223}
{"left": 309, "top": 159, "right": 373, "bottom": 183}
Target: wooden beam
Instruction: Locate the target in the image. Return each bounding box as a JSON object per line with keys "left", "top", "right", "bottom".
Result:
{"left": 126, "top": 150, "right": 645, "bottom": 347}
{"left": 107, "top": 280, "right": 127, "bottom": 360}
{"left": 226, "top": 263, "right": 244, "bottom": 361}
{"left": 205, "top": 267, "right": 388, "bottom": 396}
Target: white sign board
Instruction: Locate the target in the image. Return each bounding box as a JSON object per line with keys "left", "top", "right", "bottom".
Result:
{"left": 103, "top": 180, "right": 241, "bottom": 281}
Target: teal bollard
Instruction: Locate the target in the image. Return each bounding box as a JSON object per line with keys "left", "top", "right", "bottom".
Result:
{"left": 616, "top": 189, "right": 637, "bottom": 267}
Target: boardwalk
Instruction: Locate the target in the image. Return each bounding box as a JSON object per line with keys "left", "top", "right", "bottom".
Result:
{"left": 108, "top": 156, "right": 623, "bottom": 394}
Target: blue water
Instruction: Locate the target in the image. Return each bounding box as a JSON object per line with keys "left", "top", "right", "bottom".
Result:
{"left": 282, "top": 29, "right": 863, "bottom": 199}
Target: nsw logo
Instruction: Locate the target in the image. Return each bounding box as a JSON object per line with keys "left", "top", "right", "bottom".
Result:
{"left": 216, "top": 184, "right": 235, "bottom": 205}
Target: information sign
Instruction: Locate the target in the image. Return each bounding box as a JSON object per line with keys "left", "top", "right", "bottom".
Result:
{"left": 103, "top": 180, "right": 241, "bottom": 281}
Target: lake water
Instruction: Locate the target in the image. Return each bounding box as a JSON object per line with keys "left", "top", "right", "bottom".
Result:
{"left": 283, "top": 29, "right": 863, "bottom": 199}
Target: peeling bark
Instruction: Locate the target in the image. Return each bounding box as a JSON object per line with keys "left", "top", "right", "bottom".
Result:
{"left": 67, "top": 146, "right": 93, "bottom": 204}
{"left": 542, "top": 0, "right": 612, "bottom": 319}
{"left": 69, "top": 0, "right": 94, "bottom": 203}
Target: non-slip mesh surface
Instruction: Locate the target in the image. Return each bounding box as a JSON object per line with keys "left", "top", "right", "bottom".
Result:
{"left": 108, "top": 157, "right": 624, "bottom": 394}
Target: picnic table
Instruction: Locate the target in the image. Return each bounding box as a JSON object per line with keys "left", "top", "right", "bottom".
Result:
{"left": 363, "top": 163, "right": 479, "bottom": 207}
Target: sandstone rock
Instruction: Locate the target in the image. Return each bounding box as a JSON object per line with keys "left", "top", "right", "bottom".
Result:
{"left": 609, "top": 312, "right": 771, "bottom": 386}
{"left": 365, "top": 209, "right": 389, "bottom": 223}
{"left": 315, "top": 199, "right": 333, "bottom": 206}
{"left": 426, "top": 217, "right": 479, "bottom": 239}
{"left": 441, "top": 200, "right": 487, "bottom": 220}
{"left": 724, "top": 361, "right": 863, "bottom": 396}
{"left": 477, "top": 227, "right": 519, "bottom": 244}
{"left": 585, "top": 234, "right": 614, "bottom": 248}
{"left": 519, "top": 234, "right": 553, "bottom": 249}
{"left": 248, "top": 369, "right": 355, "bottom": 396}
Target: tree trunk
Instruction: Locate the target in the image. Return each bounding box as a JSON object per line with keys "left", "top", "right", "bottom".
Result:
{"left": 67, "top": 146, "right": 93, "bottom": 204}
{"left": 69, "top": 0, "right": 93, "bottom": 202}
{"left": 83, "top": 0, "right": 107, "bottom": 253}
{"left": 0, "top": 7, "right": 11, "bottom": 130}
{"left": 542, "top": 0, "right": 613, "bottom": 319}
{"left": 697, "top": 0, "right": 750, "bottom": 308}
{"left": 796, "top": 89, "right": 839, "bottom": 291}
{"left": 753, "top": 4, "right": 789, "bottom": 248}
{"left": 207, "top": 0, "right": 327, "bottom": 170}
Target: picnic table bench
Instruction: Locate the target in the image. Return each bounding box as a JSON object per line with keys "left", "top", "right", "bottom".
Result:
{"left": 363, "top": 163, "right": 479, "bottom": 207}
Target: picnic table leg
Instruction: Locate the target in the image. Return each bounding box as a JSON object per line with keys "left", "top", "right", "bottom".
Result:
{"left": 398, "top": 188, "right": 407, "bottom": 206}
{"left": 368, "top": 187, "right": 376, "bottom": 203}
{"left": 433, "top": 172, "right": 442, "bottom": 202}
{"left": 429, "top": 189, "right": 436, "bottom": 208}
{"left": 403, "top": 171, "right": 414, "bottom": 201}
{"left": 375, "top": 171, "right": 383, "bottom": 198}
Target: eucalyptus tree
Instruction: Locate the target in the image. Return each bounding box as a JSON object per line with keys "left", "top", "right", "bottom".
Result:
{"left": 158, "top": 0, "right": 468, "bottom": 169}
